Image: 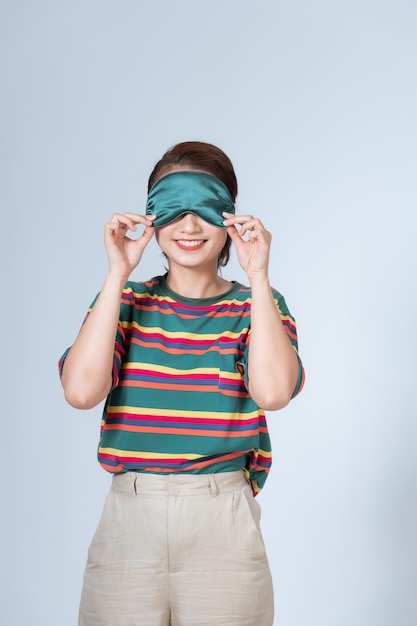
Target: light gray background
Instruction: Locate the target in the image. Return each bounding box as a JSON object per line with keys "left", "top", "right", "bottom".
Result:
{"left": 1, "top": 1, "right": 416, "bottom": 625}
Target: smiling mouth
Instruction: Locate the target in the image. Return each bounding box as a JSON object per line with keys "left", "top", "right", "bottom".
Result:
{"left": 175, "top": 239, "right": 206, "bottom": 250}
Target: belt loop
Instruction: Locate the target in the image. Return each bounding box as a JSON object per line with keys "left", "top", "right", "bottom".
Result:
{"left": 131, "top": 474, "right": 138, "bottom": 497}
{"left": 209, "top": 474, "right": 218, "bottom": 498}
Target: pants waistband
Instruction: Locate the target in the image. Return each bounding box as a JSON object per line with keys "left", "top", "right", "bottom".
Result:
{"left": 111, "top": 470, "right": 249, "bottom": 497}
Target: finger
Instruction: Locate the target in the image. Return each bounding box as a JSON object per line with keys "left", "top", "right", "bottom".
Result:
{"left": 123, "top": 212, "right": 157, "bottom": 224}
{"left": 226, "top": 221, "right": 260, "bottom": 240}
{"left": 139, "top": 225, "right": 156, "bottom": 243}
{"left": 222, "top": 213, "right": 254, "bottom": 225}
{"left": 223, "top": 213, "right": 266, "bottom": 232}
{"left": 107, "top": 213, "right": 156, "bottom": 232}
{"left": 233, "top": 220, "right": 268, "bottom": 242}
{"left": 222, "top": 212, "right": 260, "bottom": 223}
{"left": 107, "top": 213, "right": 138, "bottom": 232}
{"left": 226, "top": 224, "right": 245, "bottom": 247}
{"left": 238, "top": 220, "right": 262, "bottom": 238}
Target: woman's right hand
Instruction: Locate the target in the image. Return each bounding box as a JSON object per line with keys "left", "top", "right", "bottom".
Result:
{"left": 104, "top": 212, "right": 156, "bottom": 278}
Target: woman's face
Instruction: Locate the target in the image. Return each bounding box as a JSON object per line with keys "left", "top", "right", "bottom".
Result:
{"left": 153, "top": 166, "right": 228, "bottom": 271}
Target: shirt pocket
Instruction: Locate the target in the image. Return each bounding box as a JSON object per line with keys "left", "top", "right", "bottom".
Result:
{"left": 218, "top": 339, "right": 249, "bottom": 398}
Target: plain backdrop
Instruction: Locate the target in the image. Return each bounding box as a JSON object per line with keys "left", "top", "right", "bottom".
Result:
{"left": 1, "top": 1, "right": 416, "bottom": 625}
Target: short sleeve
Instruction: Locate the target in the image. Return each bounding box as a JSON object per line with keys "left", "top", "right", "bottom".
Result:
{"left": 237, "top": 287, "right": 305, "bottom": 399}
{"left": 272, "top": 288, "right": 305, "bottom": 398}
{"left": 57, "top": 286, "right": 134, "bottom": 391}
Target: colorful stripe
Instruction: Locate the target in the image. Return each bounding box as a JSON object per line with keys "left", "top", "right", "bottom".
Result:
{"left": 59, "top": 274, "right": 304, "bottom": 494}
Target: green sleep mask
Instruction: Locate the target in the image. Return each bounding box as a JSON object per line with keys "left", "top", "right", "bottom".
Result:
{"left": 146, "top": 170, "right": 235, "bottom": 227}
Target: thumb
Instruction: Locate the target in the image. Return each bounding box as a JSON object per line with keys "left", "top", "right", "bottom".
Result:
{"left": 139, "top": 225, "right": 155, "bottom": 244}
{"left": 226, "top": 224, "right": 243, "bottom": 247}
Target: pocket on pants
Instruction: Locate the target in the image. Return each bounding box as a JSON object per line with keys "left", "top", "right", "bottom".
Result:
{"left": 86, "top": 489, "right": 119, "bottom": 567}
{"left": 232, "top": 486, "right": 267, "bottom": 557}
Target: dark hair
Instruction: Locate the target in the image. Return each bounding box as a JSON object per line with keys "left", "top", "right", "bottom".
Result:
{"left": 148, "top": 141, "right": 237, "bottom": 267}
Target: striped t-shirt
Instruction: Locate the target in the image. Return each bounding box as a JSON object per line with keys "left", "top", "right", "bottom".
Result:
{"left": 59, "top": 274, "right": 304, "bottom": 494}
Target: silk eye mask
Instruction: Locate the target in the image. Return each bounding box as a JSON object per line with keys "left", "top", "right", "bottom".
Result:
{"left": 146, "top": 170, "right": 235, "bottom": 227}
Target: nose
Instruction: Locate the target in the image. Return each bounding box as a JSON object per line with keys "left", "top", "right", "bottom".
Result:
{"left": 179, "top": 212, "right": 203, "bottom": 232}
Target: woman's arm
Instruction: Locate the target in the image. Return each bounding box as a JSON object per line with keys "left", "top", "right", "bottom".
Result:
{"left": 61, "top": 272, "right": 127, "bottom": 409}
{"left": 60, "top": 212, "right": 155, "bottom": 409}
{"left": 246, "top": 275, "right": 300, "bottom": 410}
{"left": 223, "top": 212, "right": 301, "bottom": 411}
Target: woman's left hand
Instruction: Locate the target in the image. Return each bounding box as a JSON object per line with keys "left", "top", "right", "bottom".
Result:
{"left": 223, "top": 212, "right": 272, "bottom": 279}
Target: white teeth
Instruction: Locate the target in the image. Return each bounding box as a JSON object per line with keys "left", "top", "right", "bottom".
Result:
{"left": 176, "top": 240, "right": 204, "bottom": 247}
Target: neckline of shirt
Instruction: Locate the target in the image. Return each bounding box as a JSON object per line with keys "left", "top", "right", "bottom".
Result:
{"left": 159, "top": 273, "right": 242, "bottom": 306}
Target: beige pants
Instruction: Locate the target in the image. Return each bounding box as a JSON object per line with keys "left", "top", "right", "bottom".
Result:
{"left": 79, "top": 470, "right": 274, "bottom": 625}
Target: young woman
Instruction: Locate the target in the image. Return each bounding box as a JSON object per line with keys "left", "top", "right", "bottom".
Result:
{"left": 59, "top": 141, "right": 304, "bottom": 626}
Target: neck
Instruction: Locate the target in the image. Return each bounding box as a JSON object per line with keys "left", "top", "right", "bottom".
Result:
{"left": 165, "top": 264, "right": 232, "bottom": 299}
